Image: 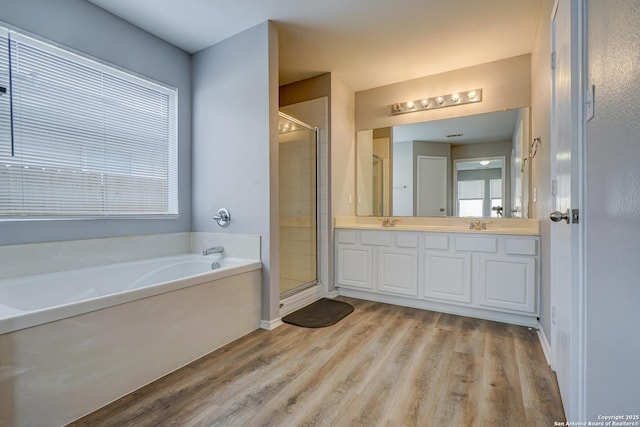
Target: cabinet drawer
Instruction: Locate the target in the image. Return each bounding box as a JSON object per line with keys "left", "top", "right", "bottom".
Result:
{"left": 396, "top": 233, "right": 419, "bottom": 248}
{"left": 361, "top": 231, "right": 392, "bottom": 246}
{"left": 455, "top": 236, "right": 497, "bottom": 253}
{"left": 424, "top": 234, "right": 449, "bottom": 250}
{"left": 336, "top": 230, "right": 357, "bottom": 244}
{"left": 505, "top": 238, "right": 538, "bottom": 256}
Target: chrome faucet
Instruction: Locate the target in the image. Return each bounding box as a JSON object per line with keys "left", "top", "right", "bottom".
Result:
{"left": 203, "top": 245, "right": 224, "bottom": 255}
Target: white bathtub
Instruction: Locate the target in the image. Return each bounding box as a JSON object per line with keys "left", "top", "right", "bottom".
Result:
{"left": 0, "top": 253, "right": 261, "bottom": 334}
{"left": 0, "top": 237, "right": 262, "bottom": 427}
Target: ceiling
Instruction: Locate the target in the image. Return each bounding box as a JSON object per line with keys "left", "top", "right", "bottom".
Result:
{"left": 87, "top": 0, "right": 543, "bottom": 92}
{"left": 392, "top": 109, "right": 521, "bottom": 145}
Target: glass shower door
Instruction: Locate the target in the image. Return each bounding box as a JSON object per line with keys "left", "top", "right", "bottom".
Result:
{"left": 278, "top": 113, "right": 317, "bottom": 297}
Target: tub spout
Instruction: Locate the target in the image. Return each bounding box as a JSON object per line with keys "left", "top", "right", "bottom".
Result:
{"left": 203, "top": 246, "right": 224, "bottom": 256}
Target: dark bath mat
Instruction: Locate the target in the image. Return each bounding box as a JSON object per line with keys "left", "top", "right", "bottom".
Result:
{"left": 282, "top": 298, "right": 354, "bottom": 328}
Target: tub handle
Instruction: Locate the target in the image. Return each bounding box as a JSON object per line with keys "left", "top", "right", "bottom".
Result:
{"left": 213, "top": 208, "right": 231, "bottom": 228}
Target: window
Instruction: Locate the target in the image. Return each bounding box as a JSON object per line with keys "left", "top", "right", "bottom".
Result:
{"left": 455, "top": 157, "right": 505, "bottom": 217}
{"left": 457, "top": 179, "right": 485, "bottom": 217}
{"left": 0, "top": 27, "right": 178, "bottom": 218}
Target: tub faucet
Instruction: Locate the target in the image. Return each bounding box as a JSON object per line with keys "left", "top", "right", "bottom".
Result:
{"left": 203, "top": 245, "right": 224, "bottom": 256}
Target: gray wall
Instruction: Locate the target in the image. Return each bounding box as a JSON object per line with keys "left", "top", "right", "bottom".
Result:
{"left": 585, "top": 0, "right": 640, "bottom": 416}
{"left": 0, "top": 0, "right": 192, "bottom": 245}
{"left": 191, "top": 21, "right": 280, "bottom": 321}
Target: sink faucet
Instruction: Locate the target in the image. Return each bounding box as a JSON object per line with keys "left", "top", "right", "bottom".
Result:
{"left": 382, "top": 218, "right": 398, "bottom": 227}
{"left": 468, "top": 220, "right": 492, "bottom": 230}
{"left": 203, "top": 245, "right": 224, "bottom": 255}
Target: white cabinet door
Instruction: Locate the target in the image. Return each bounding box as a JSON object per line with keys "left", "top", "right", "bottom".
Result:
{"left": 377, "top": 248, "right": 418, "bottom": 296}
{"left": 337, "top": 245, "right": 373, "bottom": 290}
{"left": 478, "top": 255, "right": 536, "bottom": 313}
{"left": 423, "top": 252, "right": 471, "bottom": 303}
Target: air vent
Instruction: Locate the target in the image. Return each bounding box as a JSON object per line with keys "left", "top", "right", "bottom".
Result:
{"left": 446, "top": 133, "right": 463, "bottom": 138}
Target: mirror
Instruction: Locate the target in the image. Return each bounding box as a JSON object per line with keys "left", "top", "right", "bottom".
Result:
{"left": 356, "top": 108, "right": 530, "bottom": 218}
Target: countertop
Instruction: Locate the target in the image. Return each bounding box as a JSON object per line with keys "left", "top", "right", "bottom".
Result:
{"left": 334, "top": 216, "right": 540, "bottom": 236}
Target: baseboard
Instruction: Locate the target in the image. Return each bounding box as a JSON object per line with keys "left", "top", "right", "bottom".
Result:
{"left": 279, "top": 284, "right": 326, "bottom": 317}
{"left": 259, "top": 318, "right": 283, "bottom": 331}
{"left": 337, "top": 287, "right": 539, "bottom": 328}
{"left": 537, "top": 324, "right": 552, "bottom": 366}
{"left": 326, "top": 289, "right": 339, "bottom": 299}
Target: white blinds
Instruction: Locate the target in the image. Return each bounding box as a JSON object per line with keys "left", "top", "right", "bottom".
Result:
{"left": 458, "top": 180, "right": 485, "bottom": 200}
{"left": 0, "top": 29, "right": 178, "bottom": 217}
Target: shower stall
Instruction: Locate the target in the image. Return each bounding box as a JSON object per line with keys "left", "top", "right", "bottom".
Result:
{"left": 278, "top": 112, "right": 318, "bottom": 297}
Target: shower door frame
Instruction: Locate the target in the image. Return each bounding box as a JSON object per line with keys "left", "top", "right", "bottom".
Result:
{"left": 278, "top": 112, "right": 320, "bottom": 299}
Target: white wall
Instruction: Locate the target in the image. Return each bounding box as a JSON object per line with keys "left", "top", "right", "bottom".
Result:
{"left": 0, "top": 0, "right": 192, "bottom": 245}
{"left": 585, "top": 0, "right": 640, "bottom": 416}
{"left": 331, "top": 74, "right": 356, "bottom": 218}
{"left": 191, "top": 21, "right": 280, "bottom": 321}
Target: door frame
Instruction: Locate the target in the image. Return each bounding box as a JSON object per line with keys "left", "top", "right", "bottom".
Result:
{"left": 549, "top": 0, "right": 587, "bottom": 421}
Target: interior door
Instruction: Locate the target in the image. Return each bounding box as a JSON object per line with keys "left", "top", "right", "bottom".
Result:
{"left": 417, "top": 155, "right": 446, "bottom": 216}
{"left": 550, "top": 0, "right": 583, "bottom": 420}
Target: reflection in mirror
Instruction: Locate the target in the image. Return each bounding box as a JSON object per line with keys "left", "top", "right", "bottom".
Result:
{"left": 356, "top": 108, "right": 530, "bottom": 218}
{"left": 454, "top": 157, "right": 505, "bottom": 217}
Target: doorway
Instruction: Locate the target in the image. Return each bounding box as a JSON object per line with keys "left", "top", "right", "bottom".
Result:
{"left": 278, "top": 112, "right": 318, "bottom": 298}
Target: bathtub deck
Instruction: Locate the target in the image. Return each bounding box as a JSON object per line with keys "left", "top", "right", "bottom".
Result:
{"left": 69, "top": 297, "right": 565, "bottom": 426}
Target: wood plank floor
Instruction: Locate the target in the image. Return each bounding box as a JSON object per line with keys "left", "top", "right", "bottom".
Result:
{"left": 69, "top": 297, "right": 565, "bottom": 426}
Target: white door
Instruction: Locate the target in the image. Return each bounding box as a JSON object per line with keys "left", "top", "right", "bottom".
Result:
{"left": 417, "top": 155, "right": 447, "bottom": 216}
{"left": 550, "top": 0, "right": 585, "bottom": 420}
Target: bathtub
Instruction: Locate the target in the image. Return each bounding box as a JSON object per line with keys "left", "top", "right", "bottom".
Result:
{"left": 0, "top": 253, "right": 261, "bottom": 334}
{"left": 0, "top": 242, "right": 262, "bottom": 426}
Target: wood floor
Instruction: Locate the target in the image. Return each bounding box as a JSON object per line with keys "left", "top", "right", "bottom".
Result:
{"left": 70, "top": 297, "right": 565, "bottom": 426}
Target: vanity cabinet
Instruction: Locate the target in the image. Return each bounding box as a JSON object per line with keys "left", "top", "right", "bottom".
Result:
{"left": 336, "top": 231, "right": 372, "bottom": 290}
{"left": 336, "top": 230, "right": 419, "bottom": 297}
{"left": 377, "top": 246, "right": 419, "bottom": 297}
{"left": 335, "top": 229, "right": 540, "bottom": 326}
{"left": 423, "top": 251, "right": 472, "bottom": 303}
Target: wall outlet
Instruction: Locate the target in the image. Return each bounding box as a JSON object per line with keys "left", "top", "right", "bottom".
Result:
{"left": 348, "top": 193, "right": 352, "bottom": 204}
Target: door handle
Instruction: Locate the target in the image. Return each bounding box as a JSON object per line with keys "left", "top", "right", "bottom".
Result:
{"left": 549, "top": 209, "right": 570, "bottom": 224}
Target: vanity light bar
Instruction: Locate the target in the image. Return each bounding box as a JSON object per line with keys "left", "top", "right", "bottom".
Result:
{"left": 390, "top": 89, "right": 482, "bottom": 115}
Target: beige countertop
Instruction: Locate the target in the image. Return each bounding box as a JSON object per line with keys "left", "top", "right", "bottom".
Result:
{"left": 334, "top": 216, "right": 540, "bottom": 236}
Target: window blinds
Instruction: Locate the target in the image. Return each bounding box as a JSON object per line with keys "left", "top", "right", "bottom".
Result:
{"left": 0, "top": 29, "right": 178, "bottom": 218}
